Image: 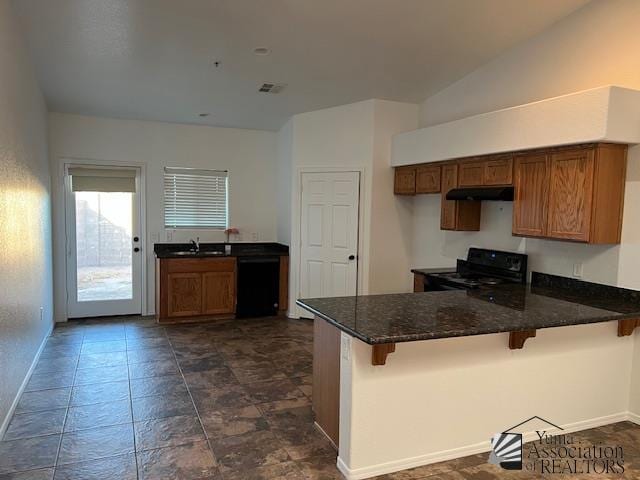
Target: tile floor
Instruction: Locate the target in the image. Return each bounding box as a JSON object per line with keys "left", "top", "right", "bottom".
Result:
{"left": 0, "top": 315, "right": 639, "bottom": 479}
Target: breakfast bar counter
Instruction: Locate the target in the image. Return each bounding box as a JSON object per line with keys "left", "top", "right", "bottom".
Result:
{"left": 297, "top": 273, "right": 640, "bottom": 480}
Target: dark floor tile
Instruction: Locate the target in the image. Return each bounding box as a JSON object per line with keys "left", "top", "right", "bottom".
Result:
{"left": 263, "top": 407, "right": 334, "bottom": 460}
{"left": 0, "top": 435, "right": 60, "bottom": 475}
{"left": 40, "top": 345, "right": 81, "bottom": 359}
{"left": 134, "top": 415, "right": 206, "bottom": 451}
{"left": 137, "top": 441, "right": 219, "bottom": 480}
{"left": 244, "top": 379, "right": 309, "bottom": 412}
{"left": 80, "top": 340, "right": 126, "bottom": 354}
{"left": 128, "top": 359, "right": 180, "bottom": 379}
{"left": 182, "top": 368, "right": 238, "bottom": 389}
{"left": 77, "top": 351, "right": 127, "bottom": 369}
{"left": 3, "top": 409, "right": 66, "bottom": 441}
{"left": 15, "top": 388, "right": 70, "bottom": 414}
{"left": 126, "top": 347, "right": 175, "bottom": 365}
{"left": 31, "top": 356, "right": 78, "bottom": 375}
{"left": 212, "top": 430, "right": 289, "bottom": 472}
{"left": 272, "top": 354, "right": 312, "bottom": 378}
{"left": 291, "top": 375, "right": 312, "bottom": 397}
{"left": 178, "top": 353, "right": 227, "bottom": 373}
{"left": 130, "top": 375, "right": 188, "bottom": 399}
{"left": 221, "top": 461, "right": 306, "bottom": 480}
{"left": 189, "top": 384, "right": 253, "bottom": 412}
{"left": 70, "top": 380, "right": 130, "bottom": 406}
{"left": 57, "top": 424, "right": 135, "bottom": 466}
{"left": 200, "top": 405, "right": 268, "bottom": 438}
{"left": 373, "top": 458, "right": 458, "bottom": 479}
{"left": 25, "top": 371, "right": 74, "bottom": 392}
{"left": 53, "top": 453, "right": 137, "bottom": 480}
{"left": 64, "top": 399, "right": 132, "bottom": 432}
{"left": 229, "top": 361, "right": 287, "bottom": 384}
{"left": 132, "top": 391, "right": 196, "bottom": 421}
{"left": 74, "top": 365, "right": 128, "bottom": 385}
{"left": 295, "top": 455, "right": 344, "bottom": 480}
{"left": 0, "top": 468, "right": 54, "bottom": 480}
{"left": 45, "top": 336, "right": 83, "bottom": 348}
{"left": 83, "top": 332, "right": 126, "bottom": 343}
{"left": 126, "top": 336, "right": 171, "bottom": 350}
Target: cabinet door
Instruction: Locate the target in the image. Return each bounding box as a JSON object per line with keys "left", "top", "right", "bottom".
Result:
{"left": 202, "top": 271, "right": 236, "bottom": 315}
{"left": 167, "top": 273, "right": 202, "bottom": 317}
{"left": 513, "top": 153, "right": 550, "bottom": 237}
{"left": 415, "top": 165, "right": 441, "bottom": 193}
{"left": 484, "top": 157, "right": 513, "bottom": 185}
{"left": 394, "top": 167, "right": 416, "bottom": 195}
{"left": 546, "top": 149, "right": 595, "bottom": 242}
{"left": 440, "top": 164, "right": 458, "bottom": 230}
{"left": 458, "top": 160, "right": 484, "bottom": 187}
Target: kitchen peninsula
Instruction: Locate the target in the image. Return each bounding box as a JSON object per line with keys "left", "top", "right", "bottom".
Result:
{"left": 297, "top": 274, "right": 640, "bottom": 479}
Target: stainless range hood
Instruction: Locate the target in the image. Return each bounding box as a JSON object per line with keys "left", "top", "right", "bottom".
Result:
{"left": 446, "top": 186, "right": 514, "bottom": 201}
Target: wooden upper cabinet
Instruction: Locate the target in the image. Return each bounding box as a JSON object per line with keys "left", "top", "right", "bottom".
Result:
{"left": 440, "top": 164, "right": 458, "bottom": 230}
{"left": 546, "top": 149, "right": 595, "bottom": 242}
{"left": 513, "top": 153, "right": 550, "bottom": 238}
{"left": 394, "top": 167, "right": 416, "bottom": 195}
{"left": 484, "top": 156, "right": 513, "bottom": 185}
{"left": 513, "top": 144, "right": 627, "bottom": 244}
{"left": 415, "top": 165, "right": 441, "bottom": 193}
{"left": 458, "top": 160, "right": 484, "bottom": 187}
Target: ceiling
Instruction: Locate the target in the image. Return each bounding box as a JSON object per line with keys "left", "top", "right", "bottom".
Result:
{"left": 13, "top": 0, "right": 590, "bottom": 131}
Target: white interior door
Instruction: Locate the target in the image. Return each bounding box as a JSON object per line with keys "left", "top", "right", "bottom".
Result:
{"left": 300, "top": 171, "right": 360, "bottom": 299}
{"left": 65, "top": 165, "right": 143, "bottom": 318}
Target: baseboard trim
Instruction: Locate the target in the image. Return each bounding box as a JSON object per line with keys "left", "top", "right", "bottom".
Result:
{"left": 337, "top": 412, "right": 632, "bottom": 480}
{"left": 0, "top": 323, "right": 53, "bottom": 439}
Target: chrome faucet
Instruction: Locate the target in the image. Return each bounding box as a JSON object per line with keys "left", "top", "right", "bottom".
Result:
{"left": 190, "top": 237, "right": 200, "bottom": 253}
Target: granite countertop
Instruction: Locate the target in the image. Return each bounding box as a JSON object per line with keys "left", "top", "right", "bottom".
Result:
{"left": 411, "top": 267, "right": 457, "bottom": 276}
{"left": 296, "top": 273, "right": 640, "bottom": 345}
{"left": 154, "top": 242, "right": 289, "bottom": 258}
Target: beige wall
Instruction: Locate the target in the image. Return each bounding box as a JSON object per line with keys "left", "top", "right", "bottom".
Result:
{"left": 48, "top": 113, "right": 278, "bottom": 320}
{"left": 0, "top": 0, "right": 53, "bottom": 433}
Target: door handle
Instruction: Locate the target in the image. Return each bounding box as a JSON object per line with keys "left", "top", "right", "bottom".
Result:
{"left": 348, "top": 255, "right": 356, "bottom": 261}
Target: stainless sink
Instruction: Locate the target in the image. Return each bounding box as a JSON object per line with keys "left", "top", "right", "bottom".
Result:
{"left": 171, "top": 251, "right": 225, "bottom": 257}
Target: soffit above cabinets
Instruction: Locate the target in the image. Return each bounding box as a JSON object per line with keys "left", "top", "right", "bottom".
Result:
{"left": 391, "top": 86, "right": 640, "bottom": 167}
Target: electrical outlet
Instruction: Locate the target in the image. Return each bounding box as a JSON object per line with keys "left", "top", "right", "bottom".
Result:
{"left": 151, "top": 232, "right": 160, "bottom": 242}
{"left": 166, "top": 230, "right": 173, "bottom": 242}
{"left": 573, "top": 263, "right": 583, "bottom": 278}
{"left": 252, "top": 232, "right": 258, "bottom": 242}
{"left": 341, "top": 335, "right": 351, "bottom": 361}
{"left": 40, "top": 307, "right": 43, "bottom": 322}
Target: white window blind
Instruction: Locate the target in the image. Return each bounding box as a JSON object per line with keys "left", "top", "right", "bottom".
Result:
{"left": 164, "top": 167, "right": 228, "bottom": 229}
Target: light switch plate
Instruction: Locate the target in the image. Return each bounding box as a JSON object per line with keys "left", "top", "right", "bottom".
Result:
{"left": 573, "top": 263, "right": 583, "bottom": 278}
{"left": 341, "top": 335, "right": 351, "bottom": 361}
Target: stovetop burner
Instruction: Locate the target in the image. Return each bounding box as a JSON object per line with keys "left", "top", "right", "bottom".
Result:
{"left": 423, "top": 248, "right": 528, "bottom": 291}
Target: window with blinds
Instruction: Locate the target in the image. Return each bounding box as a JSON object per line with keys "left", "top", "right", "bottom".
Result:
{"left": 164, "top": 167, "right": 228, "bottom": 229}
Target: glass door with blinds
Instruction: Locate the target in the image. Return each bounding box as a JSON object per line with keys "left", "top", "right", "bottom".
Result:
{"left": 65, "top": 165, "right": 143, "bottom": 318}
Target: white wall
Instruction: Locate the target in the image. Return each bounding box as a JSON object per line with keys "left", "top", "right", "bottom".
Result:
{"left": 276, "top": 118, "right": 293, "bottom": 245}
{"left": 339, "top": 325, "right": 634, "bottom": 479}
{"left": 48, "top": 113, "right": 278, "bottom": 320}
{"left": 286, "top": 100, "right": 418, "bottom": 315}
{"left": 412, "top": 0, "right": 640, "bottom": 288}
{"left": 0, "top": 0, "right": 53, "bottom": 432}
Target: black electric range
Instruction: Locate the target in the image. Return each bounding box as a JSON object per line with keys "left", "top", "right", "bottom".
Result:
{"left": 424, "top": 248, "right": 528, "bottom": 291}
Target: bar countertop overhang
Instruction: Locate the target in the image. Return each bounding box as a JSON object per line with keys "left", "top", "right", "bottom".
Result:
{"left": 296, "top": 272, "right": 640, "bottom": 345}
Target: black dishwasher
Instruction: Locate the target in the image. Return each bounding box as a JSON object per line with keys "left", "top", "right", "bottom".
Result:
{"left": 236, "top": 256, "right": 280, "bottom": 318}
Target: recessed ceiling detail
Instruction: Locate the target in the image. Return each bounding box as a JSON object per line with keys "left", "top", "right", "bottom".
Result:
{"left": 12, "top": 0, "right": 590, "bottom": 130}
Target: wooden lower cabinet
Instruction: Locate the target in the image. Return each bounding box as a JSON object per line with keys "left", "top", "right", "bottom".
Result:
{"left": 167, "top": 273, "right": 203, "bottom": 317}
{"left": 313, "top": 317, "right": 341, "bottom": 448}
{"left": 202, "top": 271, "right": 236, "bottom": 315}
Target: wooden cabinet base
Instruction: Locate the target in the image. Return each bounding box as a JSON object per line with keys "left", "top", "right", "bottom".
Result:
{"left": 156, "top": 313, "right": 235, "bottom": 325}
{"left": 313, "top": 317, "right": 340, "bottom": 447}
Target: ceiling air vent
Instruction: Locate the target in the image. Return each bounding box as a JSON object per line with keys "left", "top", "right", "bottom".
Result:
{"left": 258, "top": 83, "right": 286, "bottom": 94}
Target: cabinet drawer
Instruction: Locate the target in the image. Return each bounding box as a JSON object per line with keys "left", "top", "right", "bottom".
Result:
{"left": 415, "top": 165, "right": 441, "bottom": 193}
{"left": 166, "top": 257, "right": 236, "bottom": 273}
{"left": 458, "top": 160, "right": 484, "bottom": 187}
{"left": 484, "top": 157, "right": 513, "bottom": 185}
{"left": 394, "top": 167, "right": 416, "bottom": 195}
